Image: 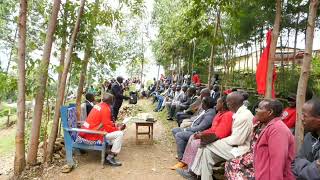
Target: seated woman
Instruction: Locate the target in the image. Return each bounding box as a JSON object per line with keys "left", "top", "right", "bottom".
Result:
{"left": 254, "top": 99, "right": 295, "bottom": 179}
{"left": 171, "top": 97, "right": 216, "bottom": 169}
{"left": 225, "top": 99, "right": 295, "bottom": 179}
{"left": 79, "top": 93, "right": 126, "bottom": 167}
{"left": 172, "top": 96, "right": 233, "bottom": 170}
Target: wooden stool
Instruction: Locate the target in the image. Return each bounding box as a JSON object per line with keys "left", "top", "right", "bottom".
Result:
{"left": 135, "top": 121, "right": 154, "bottom": 144}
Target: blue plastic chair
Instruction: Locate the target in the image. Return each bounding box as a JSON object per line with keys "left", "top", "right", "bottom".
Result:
{"left": 60, "top": 105, "right": 108, "bottom": 167}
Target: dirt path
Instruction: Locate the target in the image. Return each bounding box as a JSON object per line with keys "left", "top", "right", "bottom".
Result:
{"left": 44, "top": 99, "right": 183, "bottom": 180}
{"left": 0, "top": 127, "right": 15, "bottom": 178}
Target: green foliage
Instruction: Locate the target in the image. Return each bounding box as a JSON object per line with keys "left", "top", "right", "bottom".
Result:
{"left": 0, "top": 72, "right": 17, "bottom": 101}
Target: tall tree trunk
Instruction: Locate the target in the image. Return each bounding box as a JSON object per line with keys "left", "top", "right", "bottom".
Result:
{"left": 6, "top": 26, "right": 18, "bottom": 74}
{"left": 254, "top": 38, "right": 259, "bottom": 67}
{"left": 265, "top": 0, "right": 281, "bottom": 98}
{"left": 42, "top": 92, "right": 50, "bottom": 163}
{"left": 141, "top": 35, "right": 144, "bottom": 82}
{"left": 295, "top": 0, "right": 319, "bottom": 151}
{"left": 63, "top": 62, "right": 73, "bottom": 104}
{"left": 14, "top": 0, "right": 27, "bottom": 176}
{"left": 208, "top": 45, "right": 215, "bottom": 85}
{"left": 57, "top": 1, "right": 69, "bottom": 90}
{"left": 259, "top": 27, "right": 264, "bottom": 57}
{"left": 292, "top": 11, "right": 301, "bottom": 71}
{"left": 251, "top": 45, "right": 254, "bottom": 74}
{"left": 208, "top": 9, "right": 220, "bottom": 84}
{"left": 47, "top": 0, "right": 86, "bottom": 162}
{"left": 191, "top": 39, "right": 196, "bottom": 76}
{"left": 76, "top": 0, "right": 98, "bottom": 120}
{"left": 76, "top": 49, "right": 91, "bottom": 120}
{"left": 246, "top": 46, "right": 249, "bottom": 73}
{"left": 280, "top": 35, "right": 284, "bottom": 92}
{"left": 27, "top": 0, "right": 61, "bottom": 165}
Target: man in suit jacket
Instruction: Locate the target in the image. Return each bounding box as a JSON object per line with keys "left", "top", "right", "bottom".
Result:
{"left": 178, "top": 92, "right": 254, "bottom": 180}
{"left": 176, "top": 86, "right": 197, "bottom": 113}
{"left": 211, "top": 84, "right": 220, "bottom": 106}
{"left": 111, "top": 76, "right": 129, "bottom": 121}
{"left": 172, "top": 97, "right": 216, "bottom": 162}
{"left": 176, "top": 88, "right": 211, "bottom": 125}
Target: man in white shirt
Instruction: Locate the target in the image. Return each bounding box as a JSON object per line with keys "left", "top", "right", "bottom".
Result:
{"left": 167, "top": 85, "right": 185, "bottom": 120}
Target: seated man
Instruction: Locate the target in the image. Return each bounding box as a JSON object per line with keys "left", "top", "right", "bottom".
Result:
{"left": 167, "top": 85, "right": 184, "bottom": 120}
{"left": 172, "top": 97, "right": 216, "bottom": 166}
{"left": 79, "top": 93, "right": 126, "bottom": 166}
{"left": 293, "top": 98, "right": 320, "bottom": 179}
{"left": 154, "top": 84, "right": 171, "bottom": 112}
{"left": 176, "top": 88, "right": 211, "bottom": 127}
{"left": 177, "top": 92, "right": 254, "bottom": 180}
{"left": 176, "top": 87, "right": 197, "bottom": 113}
{"left": 80, "top": 92, "right": 95, "bottom": 122}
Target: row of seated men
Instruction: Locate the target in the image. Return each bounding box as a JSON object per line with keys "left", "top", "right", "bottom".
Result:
{"left": 153, "top": 85, "right": 320, "bottom": 180}
{"left": 152, "top": 83, "right": 220, "bottom": 120}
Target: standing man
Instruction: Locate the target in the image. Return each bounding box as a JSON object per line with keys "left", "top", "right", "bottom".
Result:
{"left": 192, "top": 71, "right": 201, "bottom": 85}
{"left": 211, "top": 84, "right": 220, "bottom": 106}
{"left": 111, "top": 76, "right": 129, "bottom": 121}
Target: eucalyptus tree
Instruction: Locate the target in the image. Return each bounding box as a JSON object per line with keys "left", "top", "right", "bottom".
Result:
{"left": 75, "top": 0, "right": 100, "bottom": 121}
{"left": 27, "top": 0, "right": 62, "bottom": 165}
{"left": 266, "top": 0, "right": 282, "bottom": 98}
{"left": 295, "top": 0, "right": 319, "bottom": 151}
{"left": 47, "top": 0, "right": 86, "bottom": 162}
{"left": 14, "top": 0, "right": 27, "bottom": 176}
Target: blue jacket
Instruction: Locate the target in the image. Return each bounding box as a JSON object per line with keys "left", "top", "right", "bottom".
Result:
{"left": 186, "top": 108, "right": 216, "bottom": 133}
{"left": 293, "top": 132, "right": 320, "bottom": 179}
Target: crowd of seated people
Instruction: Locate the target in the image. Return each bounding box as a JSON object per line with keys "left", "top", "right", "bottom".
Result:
{"left": 148, "top": 74, "right": 320, "bottom": 180}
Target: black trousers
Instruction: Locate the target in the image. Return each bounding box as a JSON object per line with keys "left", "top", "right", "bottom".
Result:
{"left": 112, "top": 100, "right": 123, "bottom": 121}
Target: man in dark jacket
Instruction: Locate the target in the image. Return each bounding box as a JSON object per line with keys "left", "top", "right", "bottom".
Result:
{"left": 111, "top": 76, "right": 129, "bottom": 121}
{"left": 293, "top": 98, "right": 320, "bottom": 179}
{"left": 176, "top": 86, "right": 197, "bottom": 112}
{"left": 172, "top": 97, "right": 216, "bottom": 162}
{"left": 211, "top": 84, "right": 221, "bottom": 106}
{"left": 176, "top": 88, "right": 211, "bottom": 126}
{"left": 85, "top": 93, "right": 95, "bottom": 116}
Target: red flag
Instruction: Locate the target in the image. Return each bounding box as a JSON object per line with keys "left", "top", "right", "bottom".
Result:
{"left": 256, "top": 30, "right": 276, "bottom": 98}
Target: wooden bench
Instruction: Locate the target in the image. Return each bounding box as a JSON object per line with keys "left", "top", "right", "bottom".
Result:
{"left": 60, "top": 105, "right": 110, "bottom": 167}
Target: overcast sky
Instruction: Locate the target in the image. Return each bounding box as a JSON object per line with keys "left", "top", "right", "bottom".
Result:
{"left": 1, "top": 0, "right": 319, "bottom": 82}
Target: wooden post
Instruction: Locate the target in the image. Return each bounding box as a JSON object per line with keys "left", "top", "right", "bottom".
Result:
{"left": 6, "top": 112, "right": 10, "bottom": 127}
{"left": 295, "top": 0, "right": 319, "bottom": 151}
{"left": 265, "top": 0, "right": 281, "bottom": 98}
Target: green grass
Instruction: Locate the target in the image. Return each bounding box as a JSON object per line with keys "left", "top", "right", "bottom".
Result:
{"left": 0, "top": 128, "right": 15, "bottom": 155}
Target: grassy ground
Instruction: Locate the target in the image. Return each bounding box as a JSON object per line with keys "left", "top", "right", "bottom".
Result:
{"left": 0, "top": 126, "right": 15, "bottom": 155}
